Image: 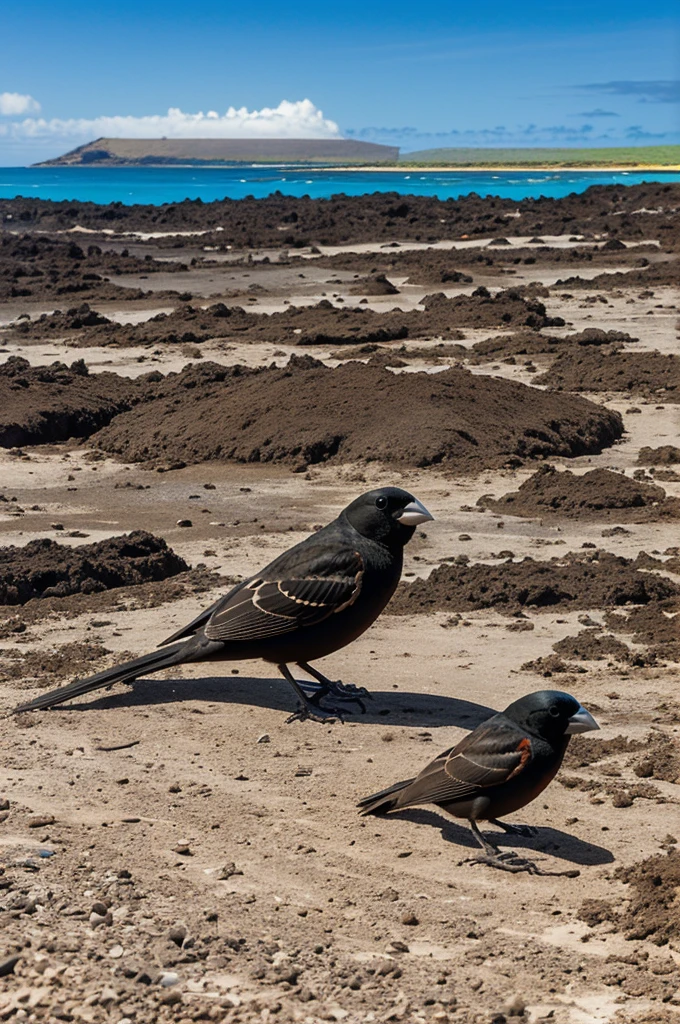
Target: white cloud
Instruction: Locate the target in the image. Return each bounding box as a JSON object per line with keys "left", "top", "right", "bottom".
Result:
{"left": 0, "top": 99, "right": 341, "bottom": 143}
{"left": 0, "top": 92, "right": 41, "bottom": 115}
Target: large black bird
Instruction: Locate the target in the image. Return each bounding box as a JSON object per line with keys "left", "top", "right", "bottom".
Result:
{"left": 14, "top": 487, "right": 432, "bottom": 721}
{"left": 358, "top": 690, "right": 599, "bottom": 874}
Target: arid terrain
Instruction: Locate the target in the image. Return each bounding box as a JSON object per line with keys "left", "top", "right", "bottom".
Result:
{"left": 1, "top": 181, "right": 679, "bottom": 1024}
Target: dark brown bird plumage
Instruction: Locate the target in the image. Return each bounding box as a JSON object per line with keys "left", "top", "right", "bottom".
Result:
{"left": 358, "top": 690, "right": 599, "bottom": 874}
{"left": 14, "top": 487, "right": 432, "bottom": 721}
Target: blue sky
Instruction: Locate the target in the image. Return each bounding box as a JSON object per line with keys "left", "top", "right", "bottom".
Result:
{"left": 1, "top": 0, "right": 678, "bottom": 164}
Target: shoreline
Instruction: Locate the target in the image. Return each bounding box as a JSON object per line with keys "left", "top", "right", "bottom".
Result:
{"left": 25, "top": 162, "right": 680, "bottom": 173}
{"left": 337, "top": 164, "right": 680, "bottom": 173}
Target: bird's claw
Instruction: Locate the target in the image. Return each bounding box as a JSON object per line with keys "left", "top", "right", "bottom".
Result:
{"left": 286, "top": 703, "right": 346, "bottom": 725}
{"left": 327, "top": 680, "right": 372, "bottom": 712}
{"left": 502, "top": 823, "right": 538, "bottom": 838}
{"left": 463, "top": 852, "right": 579, "bottom": 877}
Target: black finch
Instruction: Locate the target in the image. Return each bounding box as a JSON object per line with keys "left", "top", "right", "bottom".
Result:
{"left": 358, "top": 690, "right": 599, "bottom": 875}
{"left": 14, "top": 487, "right": 432, "bottom": 722}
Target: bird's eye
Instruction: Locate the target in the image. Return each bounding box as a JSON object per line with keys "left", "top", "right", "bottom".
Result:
{"left": 549, "top": 706, "right": 560, "bottom": 718}
{"left": 375, "top": 496, "right": 388, "bottom": 510}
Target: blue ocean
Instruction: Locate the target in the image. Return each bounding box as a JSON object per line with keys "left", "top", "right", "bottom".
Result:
{"left": 0, "top": 166, "right": 678, "bottom": 206}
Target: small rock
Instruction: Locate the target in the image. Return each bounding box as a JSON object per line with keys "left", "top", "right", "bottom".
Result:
{"left": 160, "top": 971, "right": 180, "bottom": 987}
{"left": 388, "top": 940, "right": 409, "bottom": 953}
{"left": 0, "top": 955, "right": 20, "bottom": 977}
{"left": 27, "top": 814, "right": 55, "bottom": 829}
{"left": 108, "top": 944, "right": 124, "bottom": 959}
{"left": 217, "top": 862, "right": 243, "bottom": 880}
{"left": 504, "top": 994, "right": 526, "bottom": 1016}
{"left": 168, "top": 925, "right": 187, "bottom": 947}
{"left": 173, "top": 843, "right": 192, "bottom": 856}
{"left": 160, "top": 989, "right": 183, "bottom": 1005}
{"left": 257, "top": 733, "right": 270, "bottom": 744}
{"left": 203, "top": 483, "right": 216, "bottom": 490}
{"left": 401, "top": 912, "right": 419, "bottom": 926}
{"left": 176, "top": 519, "right": 193, "bottom": 528}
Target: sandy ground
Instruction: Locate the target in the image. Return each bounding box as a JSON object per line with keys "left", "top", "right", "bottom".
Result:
{"left": 1, "top": 202, "right": 679, "bottom": 1024}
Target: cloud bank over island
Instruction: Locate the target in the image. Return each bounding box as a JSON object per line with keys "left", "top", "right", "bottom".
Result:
{"left": 0, "top": 98, "right": 342, "bottom": 161}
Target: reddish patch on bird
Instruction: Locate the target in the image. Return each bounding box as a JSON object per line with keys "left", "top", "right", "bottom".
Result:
{"left": 508, "top": 737, "right": 532, "bottom": 779}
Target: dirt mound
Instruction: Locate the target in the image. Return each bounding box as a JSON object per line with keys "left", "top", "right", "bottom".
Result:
{"left": 615, "top": 849, "right": 680, "bottom": 945}
{"left": 0, "top": 531, "right": 188, "bottom": 605}
{"left": 390, "top": 550, "right": 679, "bottom": 615}
{"left": 6, "top": 289, "right": 563, "bottom": 350}
{"left": 312, "top": 244, "right": 649, "bottom": 287}
{"left": 471, "top": 327, "right": 638, "bottom": 361}
{"left": 478, "top": 466, "right": 680, "bottom": 521}
{"left": 0, "top": 356, "right": 145, "bottom": 447}
{"left": 552, "top": 629, "right": 634, "bottom": 662}
{"left": 91, "top": 357, "right": 623, "bottom": 472}
{"left": 349, "top": 273, "right": 400, "bottom": 295}
{"left": 0, "top": 234, "right": 183, "bottom": 303}
{"left": 638, "top": 445, "right": 680, "bottom": 465}
{"left": 537, "top": 349, "right": 680, "bottom": 401}
{"left": 3, "top": 182, "right": 678, "bottom": 248}
{"left": 7, "top": 302, "right": 113, "bottom": 338}
{"left": 605, "top": 598, "right": 680, "bottom": 662}
{"left": 554, "top": 257, "right": 680, "bottom": 290}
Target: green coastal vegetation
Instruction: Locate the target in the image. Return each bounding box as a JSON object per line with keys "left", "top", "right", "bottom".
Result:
{"left": 399, "top": 145, "right": 680, "bottom": 167}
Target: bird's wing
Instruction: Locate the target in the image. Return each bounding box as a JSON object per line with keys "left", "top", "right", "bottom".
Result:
{"left": 396, "top": 720, "right": 532, "bottom": 807}
{"left": 203, "top": 547, "right": 365, "bottom": 643}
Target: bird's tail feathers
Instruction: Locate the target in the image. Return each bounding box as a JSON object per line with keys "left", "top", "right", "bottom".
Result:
{"left": 357, "top": 777, "right": 415, "bottom": 815}
{"left": 13, "top": 642, "right": 188, "bottom": 714}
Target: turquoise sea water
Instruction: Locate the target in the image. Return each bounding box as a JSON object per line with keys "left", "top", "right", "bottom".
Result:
{"left": 0, "top": 166, "right": 679, "bottom": 206}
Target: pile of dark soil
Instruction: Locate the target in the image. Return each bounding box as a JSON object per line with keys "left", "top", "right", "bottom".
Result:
{"left": 330, "top": 341, "right": 469, "bottom": 364}
{"left": 637, "top": 445, "right": 680, "bottom": 465}
{"left": 471, "top": 327, "right": 638, "bottom": 361}
{"left": 0, "top": 235, "right": 183, "bottom": 302}
{"left": 605, "top": 599, "right": 680, "bottom": 662}
{"left": 0, "top": 567, "right": 224, "bottom": 639}
{"left": 349, "top": 273, "right": 400, "bottom": 295}
{"left": 0, "top": 640, "right": 113, "bottom": 686}
{"left": 310, "top": 244, "right": 650, "bottom": 287}
{"left": 555, "top": 257, "right": 679, "bottom": 290}
{"left": 7, "top": 302, "right": 114, "bottom": 337}
{"left": 390, "top": 550, "right": 679, "bottom": 615}
{"left": 478, "top": 466, "right": 680, "bottom": 521}
{"left": 90, "top": 356, "right": 623, "bottom": 471}
{"left": 6, "top": 288, "right": 563, "bottom": 349}
{"left": 615, "top": 849, "right": 680, "bottom": 944}
{"left": 0, "top": 531, "right": 188, "bottom": 604}
{"left": 0, "top": 356, "right": 144, "bottom": 447}
{"left": 537, "top": 349, "right": 680, "bottom": 400}
{"left": 3, "top": 182, "right": 678, "bottom": 248}
{"left": 552, "top": 629, "right": 634, "bottom": 662}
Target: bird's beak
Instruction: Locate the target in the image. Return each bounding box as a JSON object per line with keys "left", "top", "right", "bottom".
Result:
{"left": 394, "top": 498, "right": 434, "bottom": 526}
{"left": 565, "top": 706, "right": 600, "bottom": 734}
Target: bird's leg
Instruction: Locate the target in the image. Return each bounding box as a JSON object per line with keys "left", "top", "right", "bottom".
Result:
{"left": 297, "top": 662, "right": 371, "bottom": 710}
{"left": 463, "top": 820, "right": 579, "bottom": 877}
{"left": 278, "top": 664, "right": 345, "bottom": 724}
{"left": 489, "top": 818, "right": 538, "bottom": 838}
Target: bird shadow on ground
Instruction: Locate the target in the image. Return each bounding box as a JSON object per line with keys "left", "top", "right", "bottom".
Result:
{"left": 384, "top": 808, "right": 614, "bottom": 866}
{"left": 45, "top": 673, "right": 494, "bottom": 730}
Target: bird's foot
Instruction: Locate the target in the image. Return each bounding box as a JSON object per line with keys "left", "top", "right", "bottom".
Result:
{"left": 463, "top": 851, "right": 579, "bottom": 877}
{"left": 286, "top": 701, "right": 346, "bottom": 725}
{"left": 491, "top": 819, "right": 538, "bottom": 838}
{"left": 330, "top": 680, "right": 372, "bottom": 701}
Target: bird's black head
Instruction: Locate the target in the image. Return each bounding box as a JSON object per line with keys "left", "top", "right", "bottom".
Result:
{"left": 343, "top": 487, "right": 433, "bottom": 549}
{"left": 503, "top": 690, "right": 599, "bottom": 744}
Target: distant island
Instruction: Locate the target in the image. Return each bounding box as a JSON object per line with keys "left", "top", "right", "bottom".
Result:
{"left": 36, "top": 138, "right": 400, "bottom": 166}
{"left": 36, "top": 138, "right": 680, "bottom": 170}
